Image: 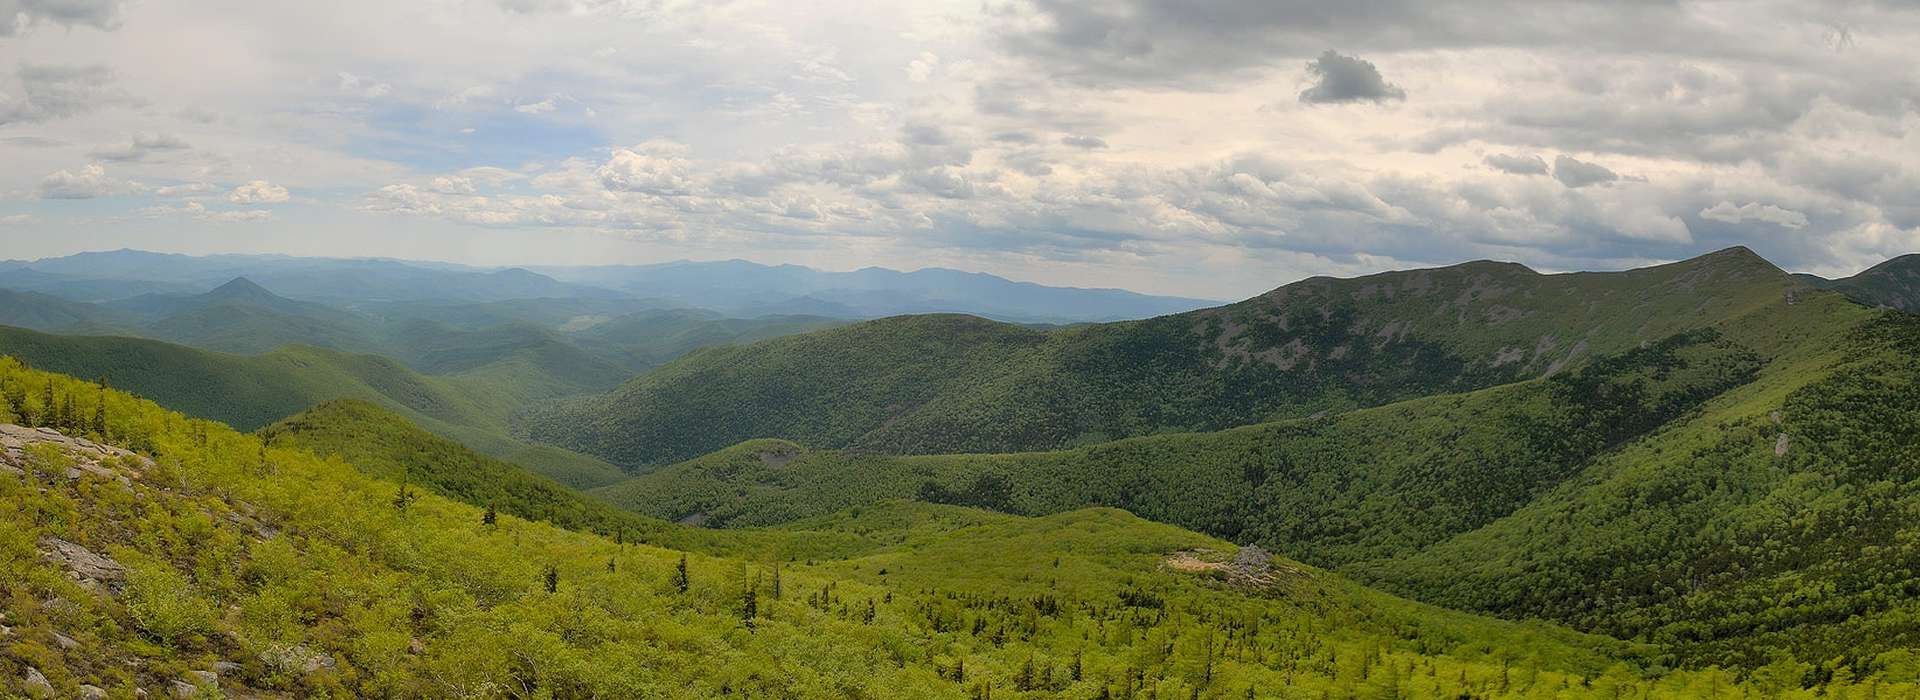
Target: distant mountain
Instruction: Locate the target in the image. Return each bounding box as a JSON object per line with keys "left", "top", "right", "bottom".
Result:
{"left": 10, "top": 249, "right": 1210, "bottom": 323}
{"left": 1800, "top": 254, "right": 1920, "bottom": 311}
{"left": 531, "top": 259, "right": 1220, "bottom": 323}
{"left": 10, "top": 249, "right": 628, "bottom": 304}
{"left": 519, "top": 246, "right": 1805, "bottom": 470}
{"left": 0, "top": 266, "right": 201, "bottom": 301}
{"left": 0, "top": 288, "right": 138, "bottom": 334}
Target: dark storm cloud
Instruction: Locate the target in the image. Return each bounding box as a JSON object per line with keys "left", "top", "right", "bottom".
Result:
{"left": 1484, "top": 153, "right": 1549, "bottom": 175}
{"left": 1297, "top": 51, "right": 1405, "bottom": 104}
{"left": 1551, "top": 155, "right": 1619, "bottom": 188}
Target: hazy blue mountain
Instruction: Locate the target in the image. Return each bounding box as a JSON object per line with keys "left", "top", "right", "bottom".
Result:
{"left": 0, "top": 288, "right": 139, "bottom": 334}
{"left": 10, "top": 250, "right": 1214, "bottom": 323}
{"left": 532, "top": 259, "right": 1221, "bottom": 322}
{"left": 11, "top": 250, "right": 626, "bottom": 304}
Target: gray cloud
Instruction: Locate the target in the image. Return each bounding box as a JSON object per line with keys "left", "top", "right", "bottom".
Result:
{"left": 1552, "top": 155, "right": 1619, "bottom": 188}
{"left": 988, "top": 0, "right": 1778, "bottom": 87}
{"left": 1298, "top": 50, "right": 1405, "bottom": 104}
{"left": 88, "top": 133, "right": 192, "bottom": 162}
{"left": 1060, "top": 134, "right": 1108, "bottom": 149}
{"left": 0, "top": 0, "right": 124, "bottom": 35}
{"left": 0, "top": 63, "right": 138, "bottom": 124}
{"left": 1484, "top": 153, "right": 1549, "bottom": 175}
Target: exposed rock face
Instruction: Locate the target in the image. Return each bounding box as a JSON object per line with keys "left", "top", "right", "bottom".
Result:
{"left": 0, "top": 423, "right": 153, "bottom": 487}
{"left": 39, "top": 537, "right": 127, "bottom": 593}
{"left": 22, "top": 667, "right": 55, "bottom": 698}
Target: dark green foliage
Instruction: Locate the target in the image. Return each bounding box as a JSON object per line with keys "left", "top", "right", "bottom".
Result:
{"left": 525, "top": 247, "right": 1801, "bottom": 470}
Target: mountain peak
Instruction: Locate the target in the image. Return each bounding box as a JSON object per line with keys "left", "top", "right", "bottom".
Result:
{"left": 205, "top": 276, "right": 279, "bottom": 300}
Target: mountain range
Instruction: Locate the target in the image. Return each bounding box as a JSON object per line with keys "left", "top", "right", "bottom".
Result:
{"left": 6, "top": 245, "right": 1920, "bottom": 697}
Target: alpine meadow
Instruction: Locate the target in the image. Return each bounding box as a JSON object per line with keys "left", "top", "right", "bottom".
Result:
{"left": 5, "top": 0, "right": 1920, "bottom": 698}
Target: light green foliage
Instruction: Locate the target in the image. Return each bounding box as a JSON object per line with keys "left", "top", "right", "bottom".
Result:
{"left": 2, "top": 357, "right": 1879, "bottom": 698}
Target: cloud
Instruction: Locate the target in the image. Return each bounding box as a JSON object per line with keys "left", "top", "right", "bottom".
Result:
{"left": 1700, "top": 201, "right": 1809, "bottom": 229}
{"left": 88, "top": 133, "right": 192, "bottom": 162}
{"left": 154, "top": 182, "right": 218, "bottom": 198}
{"left": 1298, "top": 50, "right": 1406, "bottom": 104}
{"left": 1551, "top": 155, "right": 1619, "bottom": 188}
{"left": 1484, "top": 153, "right": 1548, "bottom": 175}
{"left": 1060, "top": 134, "right": 1108, "bottom": 149}
{"left": 515, "top": 97, "right": 558, "bottom": 114}
{"left": 138, "top": 200, "right": 273, "bottom": 223}
{"left": 597, "top": 141, "right": 698, "bottom": 196}
{"left": 0, "top": 63, "right": 138, "bottom": 124}
{"left": 905, "top": 52, "right": 940, "bottom": 82}
{"left": 228, "top": 180, "right": 291, "bottom": 204}
{"left": 0, "top": 0, "right": 124, "bottom": 36}
{"left": 38, "top": 163, "right": 140, "bottom": 199}
{"left": 336, "top": 71, "right": 392, "bottom": 99}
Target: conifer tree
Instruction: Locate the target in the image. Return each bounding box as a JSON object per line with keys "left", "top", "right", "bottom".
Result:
{"left": 91, "top": 384, "right": 107, "bottom": 437}
{"left": 5, "top": 380, "right": 29, "bottom": 425}
{"left": 673, "top": 553, "right": 689, "bottom": 593}
{"left": 482, "top": 503, "right": 497, "bottom": 526}
{"left": 39, "top": 380, "right": 54, "bottom": 428}
{"left": 392, "top": 471, "right": 417, "bottom": 511}
{"left": 544, "top": 564, "right": 559, "bottom": 593}
{"left": 771, "top": 561, "right": 783, "bottom": 600}
{"left": 742, "top": 573, "right": 760, "bottom": 631}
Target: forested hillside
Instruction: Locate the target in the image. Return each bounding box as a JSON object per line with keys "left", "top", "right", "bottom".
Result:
{"left": 0, "top": 326, "right": 628, "bottom": 488}
{"left": 589, "top": 290, "right": 1920, "bottom": 674}
{"left": 523, "top": 247, "right": 1803, "bottom": 470}
{"left": 4, "top": 358, "right": 1824, "bottom": 699}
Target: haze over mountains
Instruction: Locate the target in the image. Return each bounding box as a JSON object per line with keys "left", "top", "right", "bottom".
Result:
{"left": 0, "top": 249, "right": 1216, "bottom": 323}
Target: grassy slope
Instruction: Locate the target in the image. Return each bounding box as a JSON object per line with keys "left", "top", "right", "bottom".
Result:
{"left": 1, "top": 360, "right": 1793, "bottom": 699}
{"left": 596, "top": 292, "right": 1920, "bottom": 671}
{"left": 0, "top": 326, "right": 627, "bottom": 488}
{"left": 525, "top": 247, "right": 1801, "bottom": 470}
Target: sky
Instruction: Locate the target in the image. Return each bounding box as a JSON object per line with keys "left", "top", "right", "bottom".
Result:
{"left": 1, "top": 0, "right": 1916, "bottom": 300}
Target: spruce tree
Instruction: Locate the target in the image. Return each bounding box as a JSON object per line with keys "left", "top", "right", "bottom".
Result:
{"left": 39, "top": 380, "right": 54, "bottom": 428}
{"left": 544, "top": 564, "right": 559, "bottom": 593}
{"left": 742, "top": 573, "right": 759, "bottom": 631}
{"left": 91, "top": 385, "right": 107, "bottom": 437}
{"left": 4, "top": 380, "right": 28, "bottom": 425}
{"left": 673, "top": 554, "right": 689, "bottom": 593}
{"left": 482, "top": 503, "right": 497, "bottom": 526}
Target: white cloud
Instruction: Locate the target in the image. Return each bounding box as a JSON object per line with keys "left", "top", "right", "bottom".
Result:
{"left": 515, "top": 97, "right": 558, "bottom": 114}
{"left": 138, "top": 200, "right": 272, "bottom": 223}
{"left": 905, "top": 52, "right": 940, "bottom": 82}
{"left": 1700, "top": 201, "right": 1810, "bottom": 229}
{"left": 38, "top": 163, "right": 140, "bottom": 199}
{"left": 228, "top": 180, "right": 291, "bottom": 204}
